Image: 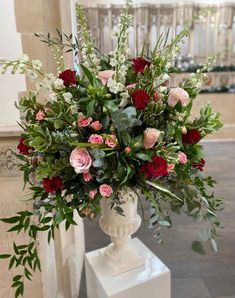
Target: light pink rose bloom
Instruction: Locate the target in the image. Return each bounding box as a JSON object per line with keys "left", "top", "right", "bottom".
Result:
{"left": 77, "top": 114, "right": 92, "bottom": 127}
{"left": 99, "top": 184, "right": 113, "bottom": 198}
{"left": 36, "top": 110, "right": 45, "bottom": 121}
{"left": 167, "top": 164, "right": 175, "bottom": 173}
{"left": 181, "top": 126, "right": 187, "bottom": 135}
{"left": 167, "top": 87, "right": 189, "bottom": 107}
{"left": 178, "top": 151, "right": 187, "bottom": 164}
{"left": 88, "top": 134, "right": 104, "bottom": 144}
{"left": 126, "top": 83, "right": 136, "bottom": 90}
{"left": 83, "top": 172, "right": 93, "bottom": 182}
{"left": 154, "top": 91, "right": 161, "bottom": 102}
{"left": 90, "top": 121, "right": 102, "bottom": 131}
{"left": 105, "top": 135, "right": 118, "bottom": 148}
{"left": 88, "top": 189, "right": 97, "bottom": 199}
{"left": 98, "top": 70, "right": 114, "bottom": 85}
{"left": 124, "top": 147, "right": 131, "bottom": 154}
{"left": 70, "top": 147, "right": 92, "bottom": 174}
{"left": 143, "top": 128, "right": 161, "bottom": 149}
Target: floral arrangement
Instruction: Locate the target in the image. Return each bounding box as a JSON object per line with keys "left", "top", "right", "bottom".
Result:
{"left": 0, "top": 1, "right": 223, "bottom": 297}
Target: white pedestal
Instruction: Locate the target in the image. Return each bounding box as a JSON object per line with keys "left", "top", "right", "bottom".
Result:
{"left": 85, "top": 238, "right": 171, "bottom": 298}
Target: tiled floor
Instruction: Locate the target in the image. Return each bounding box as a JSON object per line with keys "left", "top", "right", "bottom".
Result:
{"left": 79, "top": 142, "right": 235, "bottom": 298}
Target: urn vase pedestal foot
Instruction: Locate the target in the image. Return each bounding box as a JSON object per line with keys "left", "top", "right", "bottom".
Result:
{"left": 85, "top": 237, "right": 171, "bottom": 298}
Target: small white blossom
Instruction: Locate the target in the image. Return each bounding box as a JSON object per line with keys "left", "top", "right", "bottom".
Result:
{"left": 110, "top": 58, "right": 118, "bottom": 67}
{"left": 54, "top": 78, "right": 64, "bottom": 90}
{"left": 39, "top": 206, "right": 46, "bottom": 215}
{"left": 19, "top": 54, "right": 29, "bottom": 63}
{"left": 26, "top": 69, "right": 37, "bottom": 81}
{"left": 63, "top": 92, "right": 73, "bottom": 103}
{"left": 32, "top": 59, "right": 42, "bottom": 70}
{"left": 48, "top": 93, "right": 58, "bottom": 101}
{"left": 70, "top": 105, "right": 78, "bottom": 114}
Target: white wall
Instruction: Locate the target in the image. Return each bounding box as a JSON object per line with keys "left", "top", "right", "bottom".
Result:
{"left": 0, "top": 0, "right": 26, "bottom": 126}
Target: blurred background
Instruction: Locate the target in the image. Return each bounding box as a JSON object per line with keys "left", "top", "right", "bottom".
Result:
{"left": 0, "top": 1, "right": 234, "bottom": 298}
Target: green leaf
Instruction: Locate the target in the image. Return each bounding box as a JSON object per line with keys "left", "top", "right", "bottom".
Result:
{"left": 86, "top": 100, "right": 96, "bottom": 116}
{"left": 54, "top": 119, "right": 64, "bottom": 129}
{"left": 0, "top": 254, "right": 11, "bottom": 259}
{"left": 80, "top": 64, "right": 97, "bottom": 86}
{"left": 135, "top": 153, "right": 152, "bottom": 161}
{"left": 54, "top": 209, "right": 65, "bottom": 226}
{"left": 146, "top": 180, "right": 183, "bottom": 202}
{"left": 192, "top": 240, "right": 206, "bottom": 255}
{"left": 0, "top": 216, "right": 20, "bottom": 224}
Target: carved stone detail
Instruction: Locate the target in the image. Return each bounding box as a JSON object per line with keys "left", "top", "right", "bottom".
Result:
{"left": 0, "top": 146, "right": 20, "bottom": 177}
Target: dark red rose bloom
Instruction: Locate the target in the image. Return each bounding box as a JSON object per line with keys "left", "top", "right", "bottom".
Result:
{"left": 141, "top": 155, "right": 168, "bottom": 177}
{"left": 42, "top": 177, "right": 62, "bottom": 193}
{"left": 59, "top": 69, "right": 76, "bottom": 87}
{"left": 131, "top": 89, "right": 150, "bottom": 109}
{"left": 192, "top": 159, "right": 205, "bottom": 171}
{"left": 17, "top": 138, "right": 32, "bottom": 155}
{"left": 132, "top": 57, "right": 151, "bottom": 74}
{"left": 182, "top": 129, "right": 201, "bottom": 144}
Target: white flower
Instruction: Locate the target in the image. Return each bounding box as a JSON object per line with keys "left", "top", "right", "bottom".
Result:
{"left": 53, "top": 78, "right": 64, "bottom": 90}
{"left": 63, "top": 92, "right": 73, "bottom": 103}
{"left": 110, "top": 58, "right": 118, "bottom": 67}
{"left": 70, "top": 105, "right": 78, "bottom": 114}
{"left": 119, "top": 92, "right": 129, "bottom": 108}
{"left": 39, "top": 206, "right": 46, "bottom": 215}
{"left": 26, "top": 69, "right": 37, "bottom": 81}
{"left": 18, "top": 63, "right": 26, "bottom": 73}
{"left": 19, "top": 54, "right": 29, "bottom": 63}
{"left": 46, "top": 73, "right": 56, "bottom": 83}
{"left": 32, "top": 59, "right": 42, "bottom": 70}
{"left": 48, "top": 93, "right": 57, "bottom": 101}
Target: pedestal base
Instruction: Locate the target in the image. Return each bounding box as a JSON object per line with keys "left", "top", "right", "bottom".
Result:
{"left": 85, "top": 238, "right": 171, "bottom": 298}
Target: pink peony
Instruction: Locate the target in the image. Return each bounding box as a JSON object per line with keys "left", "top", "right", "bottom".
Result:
{"left": 88, "top": 134, "right": 104, "bottom": 144}
{"left": 178, "top": 151, "right": 187, "bottom": 164}
{"left": 88, "top": 189, "right": 97, "bottom": 199}
{"left": 167, "top": 87, "right": 189, "bottom": 107}
{"left": 98, "top": 70, "right": 114, "bottom": 85}
{"left": 36, "top": 110, "right": 45, "bottom": 121}
{"left": 105, "top": 135, "right": 118, "bottom": 148}
{"left": 167, "top": 164, "right": 175, "bottom": 173}
{"left": 83, "top": 172, "right": 93, "bottom": 182}
{"left": 124, "top": 147, "right": 131, "bottom": 154}
{"left": 154, "top": 91, "right": 161, "bottom": 102}
{"left": 77, "top": 114, "right": 92, "bottom": 127}
{"left": 143, "top": 128, "right": 161, "bottom": 149}
{"left": 90, "top": 121, "right": 102, "bottom": 131}
{"left": 99, "top": 184, "right": 113, "bottom": 197}
{"left": 69, "top": 147, "right": 92, "bottom": 174}
{"left": 126, "top": 83, "right": 136, "bottom": 90}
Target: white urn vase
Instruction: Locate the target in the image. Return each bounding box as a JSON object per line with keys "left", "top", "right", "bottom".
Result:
{"left": 99, "top": 187, "right": 145, "bottom": 275}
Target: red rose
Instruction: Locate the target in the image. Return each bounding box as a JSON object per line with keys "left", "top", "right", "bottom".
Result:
{"left": 141, "top": 155, "right": 168, "bottom": 177}
{"left": 17, "top": 138, "right": 32, "bottom": 155}
{"left": 42, "top": 176, "right": 62, "bottom": 193}
{"left": 182, "top": 129, "right": 201, "bottom": 144}
{"left": 192, "top": 159, "right": 205, "bottom": 171}
{"left": 59, "top": 69, "right": 76, "bottom": 87}
{"left": 131, "top": 89, "right": 150, "bottom": 109}
{"left": 132, "top": 57, "right": 151, "bottom": 74}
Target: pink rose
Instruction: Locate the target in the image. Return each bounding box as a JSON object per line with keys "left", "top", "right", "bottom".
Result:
{"left": 178, "top": 151, "right": 187, "bottom": 164}
{"left": 88, "top": 134, "right": 104, "bottom": 144}
{"left": 124, "top": 147, "right": 131, "bottom": 154}
{"left": 126, "top": 83, "right": 136, "bottom": 90}
{"left": 36, "top": 110, "right": 45, "bottom": 121}
{"left": 77, "top": 114, "right": 92, "bottom": 127}
{"left": 98, "top": 70, "right": 114, "bottom": 85}
{"left": 167, "top": 87, "right": 189, "bottom": 107}
{"left": 69, "top": 147, "right": 92, "bottom": 174}
{"left": 167, "top": 164, "right": 175, "bottom": 173}
{"left": 83, "top": 172, "right": 93, "bottom": 182}
{"left": 154, "top": 91, "right": 161, "bottom": 102}
{"left": 90, "top": 121, "right": 102, "bottom": 131}
{"left": 105, "top": 135, "right": 118, "bottom": 148}
{"left": 88, "top": 189, "right": 97, "bottom": 199}
{"left": 143, "top": 128, "right": 161, "bottom": 149}
{"left": 99, "top": 184, "right": 113, "bottom": 198}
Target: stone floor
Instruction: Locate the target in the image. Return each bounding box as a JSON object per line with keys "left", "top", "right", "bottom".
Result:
{"left": 79, "top": 142, "right": 235, "bottom": 298}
